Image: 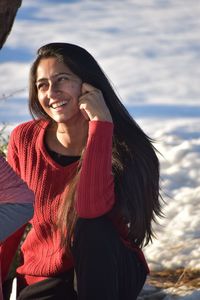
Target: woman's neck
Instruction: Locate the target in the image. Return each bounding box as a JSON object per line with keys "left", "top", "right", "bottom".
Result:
{"left": 46, "top": 118, "right": 88, "bottom": 156}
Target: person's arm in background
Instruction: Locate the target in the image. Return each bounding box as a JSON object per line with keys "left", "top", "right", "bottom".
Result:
{"left": 0, "top": 155, "right": 34, "bottom": 242}
{"left": 0, "top": 155, "right": 34, "bottom": 289}
{"left": 0, "top": 204, "right": 33, "bottom": 242}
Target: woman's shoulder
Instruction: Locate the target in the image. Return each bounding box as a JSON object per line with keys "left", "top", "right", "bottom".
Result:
{"left": 10, "top": 120, "right": 49, "bottom": 144}
{"left": 13, "top": 119, "right": 47, "bottom": 132}
{"left": 12, "top": 120, "right": 47, "bottom": 135}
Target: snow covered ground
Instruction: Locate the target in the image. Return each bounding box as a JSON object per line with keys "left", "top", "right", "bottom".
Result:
{"left": 0, "top": 0, "right": 199, "bottom": 299}
{"left": 140, "top": 117, "right": 200, "bottom": 272}
{"left": 139, "top": 117, "right": 200, "bottom": 299}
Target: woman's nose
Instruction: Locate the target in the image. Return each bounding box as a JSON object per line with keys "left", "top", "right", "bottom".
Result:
{"left": 47, "top": 81, "right": 60, "bottom": 98}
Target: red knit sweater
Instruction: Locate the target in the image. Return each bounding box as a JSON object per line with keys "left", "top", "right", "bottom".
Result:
{"left": 2, "top": 120, "right": 115, "bottom": 286}
{"left": 1, "top": 120, "right": 148, "bottom": 287}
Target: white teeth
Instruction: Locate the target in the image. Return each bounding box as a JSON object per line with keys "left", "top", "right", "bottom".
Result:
{"left": 51, "top": 100, "right": 68, "bottom": 109}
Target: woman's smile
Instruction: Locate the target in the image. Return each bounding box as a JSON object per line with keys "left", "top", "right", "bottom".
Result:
{"left": 49, "top": 99, "right": 69, "bottom": 110}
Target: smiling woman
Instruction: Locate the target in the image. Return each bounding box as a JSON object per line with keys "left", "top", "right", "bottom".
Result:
{"left": 2, "top": 43, "right": 162, "bottom": 300}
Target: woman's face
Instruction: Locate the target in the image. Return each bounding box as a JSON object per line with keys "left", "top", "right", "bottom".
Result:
{"left": 36, "top": 57, "right": 83, "bottom": 124}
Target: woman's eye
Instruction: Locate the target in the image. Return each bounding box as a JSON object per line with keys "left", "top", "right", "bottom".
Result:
{"left": 37, "top": 83, "right": 48, "bottom": 91}
{"left": 57, "top": 76, "right": 69, "bottom": 82}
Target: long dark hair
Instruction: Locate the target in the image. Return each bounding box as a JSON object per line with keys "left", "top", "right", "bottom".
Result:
{"left": 29, "top": 42, "right": 162, "bottom": 249}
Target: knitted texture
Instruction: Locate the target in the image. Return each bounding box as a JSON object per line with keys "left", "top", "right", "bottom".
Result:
{"left": 0, "top": 156, "right": 34, "bottom": 204}
{"left": 3, "top": 120, "right": 115, "bottom": 285}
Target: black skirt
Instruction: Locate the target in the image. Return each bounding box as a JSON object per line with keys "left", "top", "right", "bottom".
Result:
{"left": 17, "top": 269, "right": 77, "bottom": 300}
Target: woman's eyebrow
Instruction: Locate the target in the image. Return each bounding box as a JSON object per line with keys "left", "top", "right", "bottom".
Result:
{"left": 36, "top": 72, "right": 72, "bottom": 83}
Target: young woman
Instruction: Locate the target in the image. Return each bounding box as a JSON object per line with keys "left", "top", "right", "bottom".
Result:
{"left": 2, "top": 43, "right": 162, "bottom": 300}
{"left": 0, "top": 155, "right": 34, "bottom": 300}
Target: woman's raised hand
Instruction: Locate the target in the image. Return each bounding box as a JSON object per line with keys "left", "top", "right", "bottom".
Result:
{"left": 79, "top": 83, "right": 113, "bottom": 122}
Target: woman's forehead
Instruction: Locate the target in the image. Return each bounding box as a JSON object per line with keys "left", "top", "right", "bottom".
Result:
{"left": 36, "top": 57, "right": 72, "bottom": 79}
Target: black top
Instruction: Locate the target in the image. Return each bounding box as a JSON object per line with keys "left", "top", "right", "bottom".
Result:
{"left": 45, "top": 143, "right": 80, "bottom": 166}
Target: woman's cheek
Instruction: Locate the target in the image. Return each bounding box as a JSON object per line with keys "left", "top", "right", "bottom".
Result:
{"left": 69, "top": 81, "right": 82, "bottom": 98}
